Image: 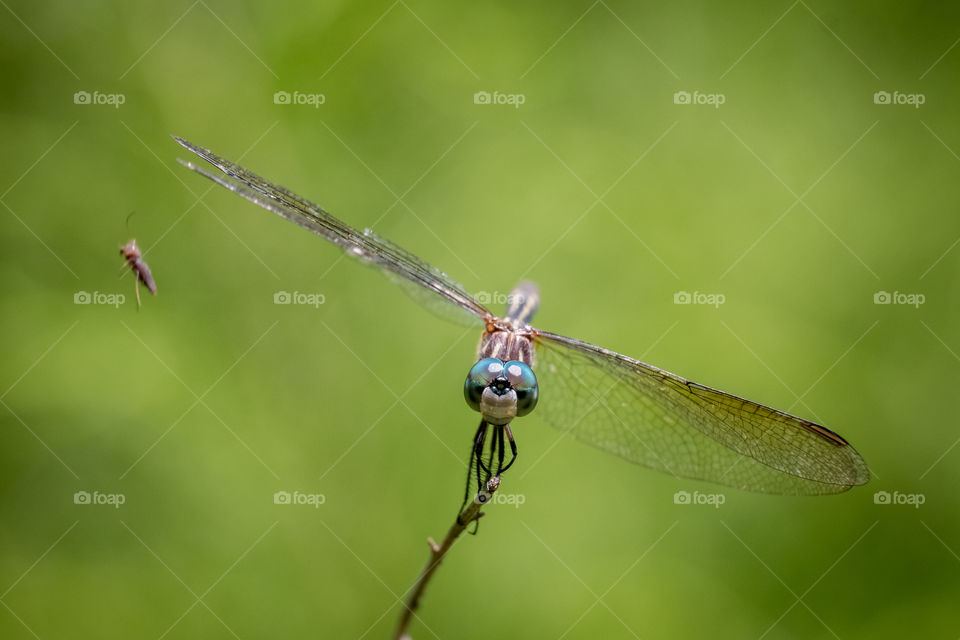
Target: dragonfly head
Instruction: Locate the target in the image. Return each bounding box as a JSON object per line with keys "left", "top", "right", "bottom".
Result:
{"left": 464, "top": 358, "right": 538, "bottom": 425}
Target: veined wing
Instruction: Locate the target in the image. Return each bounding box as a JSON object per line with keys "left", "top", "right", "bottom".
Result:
{"left": 174, "top": 136, "right": 491, "bottom": 325}
{"left": 533, "top": 330, "right": 869, "bottom": 494}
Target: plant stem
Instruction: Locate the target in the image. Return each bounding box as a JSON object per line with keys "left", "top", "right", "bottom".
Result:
{"left": 393, "top": 476, "right": 501, "bottom": 640}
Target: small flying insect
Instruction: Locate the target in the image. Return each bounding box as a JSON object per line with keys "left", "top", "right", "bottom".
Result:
{"left": 120, "top": 238, "right": 156, "bottom": 309}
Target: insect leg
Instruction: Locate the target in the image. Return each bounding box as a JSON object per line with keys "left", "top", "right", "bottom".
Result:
{"left": 495, "top": 425, "right": 506, "bottom": 475}
{"left": 459, "top": 421, "right": 486, "bottom": 519}
{"left": 475, "top": 422, "right": 489, "bottom": 487}
{"left": 499, "top": 423, "right": 518, "bottom": 473}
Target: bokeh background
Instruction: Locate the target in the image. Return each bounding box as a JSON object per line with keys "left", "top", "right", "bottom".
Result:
{"left": 2, "top": 1, "right": 958, "bottom": 638}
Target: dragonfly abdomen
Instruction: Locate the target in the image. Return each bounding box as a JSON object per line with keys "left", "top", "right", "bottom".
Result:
{"left": 505, "top": 281, "right": 539, "bottom": 325}
{"left": 475, "top": 280, "right": 539, "bottom": 364}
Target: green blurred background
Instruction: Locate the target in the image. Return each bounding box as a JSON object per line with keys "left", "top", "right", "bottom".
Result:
{"left": 2, "top": 1, "right": 958, "bottom": 638}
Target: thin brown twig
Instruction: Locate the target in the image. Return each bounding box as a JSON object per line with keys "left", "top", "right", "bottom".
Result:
{"left": 393, "top": 476, "right": 501, "bottom": 640}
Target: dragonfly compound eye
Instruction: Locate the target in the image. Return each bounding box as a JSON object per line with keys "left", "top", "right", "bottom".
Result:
{"left": 464, "top": 358, "right": 504, "bottom": 412}
{"left": 503, "top": 360, "right": 538, "bottom": 416}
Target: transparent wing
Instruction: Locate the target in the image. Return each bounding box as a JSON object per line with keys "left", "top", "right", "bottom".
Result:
{"left": 532, "top": 330, "right": 869, "bottom": 494}
{"left": 174, "top": 136, "right": 491, "bottom": 326}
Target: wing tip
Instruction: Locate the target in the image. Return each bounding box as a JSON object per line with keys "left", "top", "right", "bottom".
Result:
{"left": 171, "top": 135, "right": 214, "bottom": 162}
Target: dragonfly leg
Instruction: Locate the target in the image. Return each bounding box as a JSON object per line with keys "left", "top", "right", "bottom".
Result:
{"left": 495, "top": 425, "right": 506, "bottom": 475}
{"left": 475, "top": 422, "right": 491, "bottom": 489}
{"left": 459, "top": 421, "right": 487, "bottom": 523}
{"left": 471, "top": 423, "right": 493, "bottom": 533}
{"left": 499, "top": 424, "right": 518, "bottom": 473}
{"left": 477, "top": 427, "right": 492, "bottom": 477}
{"left": 486, "top": 424, "right": 500, "bottom": 478}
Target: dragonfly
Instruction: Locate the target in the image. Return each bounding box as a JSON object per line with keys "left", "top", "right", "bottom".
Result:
{"left": 174, "top": 136, "right": 869, "bottom": 502}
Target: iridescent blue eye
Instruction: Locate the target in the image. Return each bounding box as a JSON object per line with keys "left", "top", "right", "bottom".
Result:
{"left": 503, "top": 360, "right": 538, "bottom": 416}
{"left": 464, "top": 358, "right": 504, "bottom": 412}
